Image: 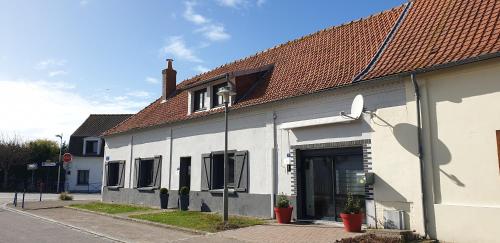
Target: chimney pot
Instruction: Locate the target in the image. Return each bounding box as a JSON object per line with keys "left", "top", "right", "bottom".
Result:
{"left": 162, "top": 58, "right": 177, "bottom": 100}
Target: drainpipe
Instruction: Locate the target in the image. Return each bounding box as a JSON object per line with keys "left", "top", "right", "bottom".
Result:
{"left": 270, "top": 111, "right": 278, "bottom": 218}
{"left": 411, "top": 73, "right": 428, "bottom": 238}
{"left": 168, "top": 128, "right": 173, "bottom": 190}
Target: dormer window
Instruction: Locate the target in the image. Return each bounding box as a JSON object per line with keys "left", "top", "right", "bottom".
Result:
{"left": 212, "top": 82, "right": 228, "bottom": 107}
{"left": 193, "top": 88, "right": 207, "bottom": 111}
{"left": 83, "top": 137, "right": 101, "bottom": 155}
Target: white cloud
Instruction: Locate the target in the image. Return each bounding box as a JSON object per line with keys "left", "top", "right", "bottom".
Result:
{"left": 160, "top": 36, "right": 202, "bottom": 63}
{"left": 48, "top": 70, "right": 68, "bottom": 77}
{"left": 145, "top": 76, "right": 160, "bottom": 84}
{"left": 126, "top": 91, "right": 150, "bottom": 98}
{"left": 80, "top": 0, "right": 89, "bottom": 6}
{"left": 0, "top": 79, "right": 144, "bottom": 140}
{"left": 256, "top": 0, "right": 266, "bottom": 7}
{"left": 194, "top": 65, "right": 210, "bottom": 73}
{"left": 196, "top": 24, "right": 231, "bottom": 41}
{"left": 35, "top": 59, "right": 67, "bottom": 70}
{"left": 183, "top": 2, "right": 209, "bottom": 25}
{"left": 217, "top": 0, "right": 247, "bottom": 8}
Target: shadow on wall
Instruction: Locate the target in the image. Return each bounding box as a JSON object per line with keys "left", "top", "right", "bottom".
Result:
{"left": 392, "top": 122, "right": 464, "bottom": 188}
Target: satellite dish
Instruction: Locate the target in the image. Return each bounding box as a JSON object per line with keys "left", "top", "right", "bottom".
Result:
{"left": 350, "top": 94, "right": 364, "bottom": 119}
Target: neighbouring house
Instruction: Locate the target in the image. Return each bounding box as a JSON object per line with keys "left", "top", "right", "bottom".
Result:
{"left": 67, "top": 114, "right": 132, "bottom": 193}
{"left": 101, "top": 0, "right": 500, "bottom": 242}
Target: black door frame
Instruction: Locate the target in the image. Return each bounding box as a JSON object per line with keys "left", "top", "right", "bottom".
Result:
{"left": 296, "top": 146, "right": 363, "bottom": 220}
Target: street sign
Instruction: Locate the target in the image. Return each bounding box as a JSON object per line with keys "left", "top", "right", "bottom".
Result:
{"left": 42, "top": 162, "right": 57, "bottom": 167}
{"left": 27, "top": 163, "right": 38, "bottom": 170}
{"left": 63, "top": 153, "right": 72, "bottom": 163}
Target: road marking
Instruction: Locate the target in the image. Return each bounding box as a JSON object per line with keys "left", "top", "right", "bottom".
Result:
{"left": 1, "top": 203, "right": 127, "bottom": 243}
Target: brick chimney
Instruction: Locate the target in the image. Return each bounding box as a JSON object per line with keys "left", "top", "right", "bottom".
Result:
{"left": 162, "top": 59, "right": 177, "bottom": 100}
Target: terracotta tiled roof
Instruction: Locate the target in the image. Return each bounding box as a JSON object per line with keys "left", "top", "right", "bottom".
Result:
{"left": 365, "top": 0, "right": 500, "bottom": 79}
{"left": 104, "top": 0, "right": 500, "bottom": 136}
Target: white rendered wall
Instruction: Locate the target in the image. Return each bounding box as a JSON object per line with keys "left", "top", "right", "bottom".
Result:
{"left": 67, "top": 156, "right": 104, "bottom": 192}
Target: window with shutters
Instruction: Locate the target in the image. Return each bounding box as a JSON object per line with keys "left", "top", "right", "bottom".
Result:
{"left": 201, "top": 151, "right": 248, "bottom": 192}
{"left": 77, "top": 170, "right": 89, "bottom": 185}
{"left": 134, "top": 156, "right": 161, "bottom": 189}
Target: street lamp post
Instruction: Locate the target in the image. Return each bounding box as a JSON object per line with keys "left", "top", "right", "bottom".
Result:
{"left": 56, "top": 134, "right": 63, "bottom": 193}
{"left": 217, "top": 85, "right": 236, "bottom": 224}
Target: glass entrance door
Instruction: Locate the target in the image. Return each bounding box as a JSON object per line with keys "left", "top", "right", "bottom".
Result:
{"left": 300, "top": 148, "right": 365, "bottom": 221}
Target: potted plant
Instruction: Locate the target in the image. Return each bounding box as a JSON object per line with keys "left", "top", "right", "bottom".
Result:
{"left": 159, "top": 188, "right": 169, "bottom": 209}
{"left": 340, "top": 192, "right": 363, "bottom": 232}
{"left": 178, "top": 186, "right": 190, "bottom": 211}
{"left": 274, "top": 194, "right": 293, "bottom": 224}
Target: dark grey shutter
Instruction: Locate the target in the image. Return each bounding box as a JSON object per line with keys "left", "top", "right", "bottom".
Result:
{"left": 201, "top": 153, "right": 211, "bottom": 191}
{"left": 234, "top": 151, "right": 248, "bottom": 192}
{"left": 118, "top": 161, "right": 125, "bottom": 187}
{"left": 104, "top": 162, "right": 109, "bottom": 187}
{"left": 133, "top": 158, "right": 140, "bottom": 188}
{"left": 153, "top": 156, "right": 162, "bottom": 188}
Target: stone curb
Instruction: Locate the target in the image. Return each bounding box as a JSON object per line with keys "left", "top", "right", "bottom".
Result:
{"left": 1, "top": 203, "right": 127, "bottom": 243}
{"left": 66, "top": 206, "right": 207, "bottom": 235}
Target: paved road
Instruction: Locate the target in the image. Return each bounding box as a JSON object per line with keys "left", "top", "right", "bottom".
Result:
{"left": 0, "top": 192, "right": 101, "bottom": 203}
{"left": 0, "top": 206, "right": 114, "bottom": 243}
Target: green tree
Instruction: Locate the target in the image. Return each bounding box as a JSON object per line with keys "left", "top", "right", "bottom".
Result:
{"left": 28, "top": 139, "right": 59, "bottom": 163}
{"left": 0, "top": 135, "right": 30, "bottom": 189}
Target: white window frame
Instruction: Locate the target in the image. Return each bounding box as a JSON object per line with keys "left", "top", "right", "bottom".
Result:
{"left": 83, "top": 137, "right": 101, "bottom": 155}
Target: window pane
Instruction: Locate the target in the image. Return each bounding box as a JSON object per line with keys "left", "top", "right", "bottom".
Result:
{"left": 212, "top": 83, "right": 227, "bottom": 107}
{"left": 194, "top": 89, "right": 207, "bottom": 111}
{"left": 108, "top": 163, "right": 120, "bottom": 186}
{"left": 77, "top": 170, "right": 89, "bottom": 185}
{"left": 211, "top": 153, "right": 234, "bottom": 189}
{"left": 85, "top": 140, "right": 98, "bottom": 154}
{"left": 139, "top": 159, "right": 154, "bottom": 187}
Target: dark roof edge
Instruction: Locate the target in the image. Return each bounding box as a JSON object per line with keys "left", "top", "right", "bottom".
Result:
{"left": 103, "top": 52, "right": 500, "bottom": 138}
{"left": 353, "top": 1, "right": 413, "bottom": 82}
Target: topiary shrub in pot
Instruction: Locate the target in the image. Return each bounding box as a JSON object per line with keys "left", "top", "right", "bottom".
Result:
{"left": 274, "top": 194, "right": 293, "bottom": 224}
{"left": 178, "top": 186, "right": 190, "bottom": 211}
{"left": 159, "top": 188, "right": 169, "bottom": 209}
{"left": 340, "top": 192, "right": 363, "bottom": 232}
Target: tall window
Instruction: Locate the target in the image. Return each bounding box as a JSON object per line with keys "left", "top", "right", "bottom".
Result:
{"left": 193, "top": 88, "right": 207, "bottom": 111}
{"left": 84, "top": 139, "right": 99, "bottom": 155}
{"left": 212, "top": 82, "right": 228, "bottom": 107}
{"left": 107, "top": 162, "right": 120, "bottom": 186}
{"left": 211, "top": 153, "right": 235, "bottom": 189}
{"left": 77, "top": 170, "right": 89, "bottom": 185}
{"left": 138, "top": 159, "right": 154, "bottom": 188}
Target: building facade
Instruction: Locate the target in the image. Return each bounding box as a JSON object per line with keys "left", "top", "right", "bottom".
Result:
{"left": 67, "top": 114, "right": 131, "bottom": 192}
{"left": 101, "top": 0, "right": 500, "bottom": 242}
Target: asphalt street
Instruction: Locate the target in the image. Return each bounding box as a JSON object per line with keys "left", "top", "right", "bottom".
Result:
{"left": 0, "top": 193, "right": 113, "bottom": 243}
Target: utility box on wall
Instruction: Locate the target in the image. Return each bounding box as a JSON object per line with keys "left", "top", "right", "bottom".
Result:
{"left": 384, "top": 210, "right": 406, "bottom": 230}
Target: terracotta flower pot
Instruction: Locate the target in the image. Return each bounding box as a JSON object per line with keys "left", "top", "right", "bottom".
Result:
{"left": 274, "top": 206, "right": 293, "bottom": 224}
{"left": 340, "top": 213, "right": 363, "bottom": 232}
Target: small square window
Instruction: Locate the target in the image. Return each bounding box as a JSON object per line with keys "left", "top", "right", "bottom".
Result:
{"left": 77, "top": 170, "right": 89, "bottom": 185}
{"left": 138, "top": 159, "right": 155, "bottom": 188}
{"left": 85, "top": 140, "right": 99, "bottom": 154}
{"left": 193, "top": 88, "right": 207, "bottom": 111}
{"left": 212, "top": 82, "right": 228, "bottom": 107}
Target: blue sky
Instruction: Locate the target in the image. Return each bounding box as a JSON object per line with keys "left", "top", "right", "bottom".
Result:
{"left": 0, "top": 0, "right": 405, "bottom": 140}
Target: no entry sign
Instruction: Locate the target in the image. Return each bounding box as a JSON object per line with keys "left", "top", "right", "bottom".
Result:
{"left": 63, "top": 153, "right": 73, "bottom": 163}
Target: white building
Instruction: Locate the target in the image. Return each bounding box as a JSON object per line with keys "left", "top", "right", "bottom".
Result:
{"left": 101, "top": 0, "right": 500, "bottom": 242}
{"left": 66, "top": 114, "right": 131, "bottom": 193}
